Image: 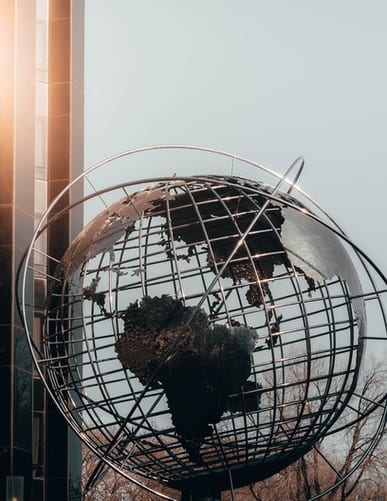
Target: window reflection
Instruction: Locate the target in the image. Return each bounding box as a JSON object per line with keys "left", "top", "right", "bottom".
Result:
{"left": 33, "top": 413, "right": 45, "bottom": 475}
{"left": 34, "top": 179, "right": 47, "bottom": 217}
{"left": 14, "top": 369, "right": 32, "bottom": 450}
{"left": 36, "top": 0, "right": 48, "bottom": 82}
{"left": 34, "top": 116, "right": 47, "bottom": 169}
{"left": 33, "top": 1, "right": 49, "bottom": 488}
{"left": 36, "top": 0, "right": 48, "bottom": 21}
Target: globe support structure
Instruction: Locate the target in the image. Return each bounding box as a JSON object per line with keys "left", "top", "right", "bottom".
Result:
{"left": 17, "top": 145, "right": 387, "bottom": 500}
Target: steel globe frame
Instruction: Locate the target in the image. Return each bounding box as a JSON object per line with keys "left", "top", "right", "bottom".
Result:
{"left": 18, "top": 146, "right": 387, "bottom": 500}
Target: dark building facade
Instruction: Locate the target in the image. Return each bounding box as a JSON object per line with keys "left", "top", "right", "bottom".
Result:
{"left": 0, "top": 1, "right": 84, "bottom": 499}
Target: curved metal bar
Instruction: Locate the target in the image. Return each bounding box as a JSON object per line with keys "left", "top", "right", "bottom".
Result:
{"left": 286, "top": 156, "right": 305, "bottom": 194}
{"left": 308, "top": 401, "right": 387, "bottom": 500}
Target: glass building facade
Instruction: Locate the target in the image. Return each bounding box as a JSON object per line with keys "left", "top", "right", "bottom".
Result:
{"left": 0, "top": 1, "right": 84, "bottom": 499}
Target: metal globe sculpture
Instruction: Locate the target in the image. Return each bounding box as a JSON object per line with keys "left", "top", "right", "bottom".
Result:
{"left": 19, "top": 146, "right": 386, "bottom": 500}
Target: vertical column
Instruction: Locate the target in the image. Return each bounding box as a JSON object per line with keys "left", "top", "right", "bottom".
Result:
{"left": 46, "top": 0, "right": 71, "bottom": 498}
{"left": 46, "top": 1, "right": 83, "bottom": 499}
{"left": 0, "top": 2, "right": 16, "bottom": 496}
{"left": 33, "top": 2, "right": 49, "bottom": 498}
{"left": 67, "top": 4, "right": 84, "bottom": 496}
{"left": 13, "top": 0, "right": 36, "bottom": 496}
{"left": 0, "top": 1, "right": 36, "bottom": 500}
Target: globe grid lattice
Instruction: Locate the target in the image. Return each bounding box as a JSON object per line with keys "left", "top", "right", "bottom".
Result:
{"left": 19, "top": 146, "right": 387, "bottom": 499}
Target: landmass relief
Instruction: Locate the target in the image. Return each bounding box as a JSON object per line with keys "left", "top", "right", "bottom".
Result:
{"left": 115, "top": 295, "right": 259, "bottom": 464}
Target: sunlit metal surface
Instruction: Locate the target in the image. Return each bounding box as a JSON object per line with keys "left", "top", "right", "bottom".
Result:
{"left": 17, "top": 145, "right": 387, "bottom": 499}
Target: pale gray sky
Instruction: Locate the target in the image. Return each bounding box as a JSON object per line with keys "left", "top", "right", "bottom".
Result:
{"left": 84, "top": 1, "right": 387, "bottom": 266}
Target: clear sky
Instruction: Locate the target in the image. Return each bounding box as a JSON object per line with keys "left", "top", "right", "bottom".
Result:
{"left": 84, "top": 0, "right": 387, "bottom": 267}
